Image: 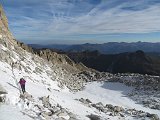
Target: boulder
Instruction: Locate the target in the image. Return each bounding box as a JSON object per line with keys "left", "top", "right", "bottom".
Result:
{"left": 105, "top": 104, "right": 114, "bottom": 110}
{"left": 87, "top": 114, "right": 101, "bottom": 120}
{"left": 96, "top": 102, "right": 104, "bottom": 107}
{"left": 50, "top": 107, "right": 60, "bottom": 114}
{"left": 40, "top": 96, "right": 51, "bottom": 108}
{"left": 68, "top": 112, "right": 77, "bottom": 119}
{"left": 55, "top": 118, "right": 66, "bottom": 120}
{"left": 79, "top": 98, "right": 88, "bottom": 104}
{"left": 114, "top": 106, "right": 123, "bottom": 112}
{"left": 86, "top": 99, "right": 92, "bottom": 103}
{"left": 58, "top": 112, "right": 70, "bottom": 120}
{"left": 20, "top": 92, "right": 33, "bottom": 101}
{"left": 150, "top": 114, "right": 159, "bottom": 120}
{"left": 0, "top": 89, "right": 7, "bottom": 103}
{"left": 0, "top": 94, "right": 6, "bottom": 102}
{"left": 0, "top": 84, "right": 7, "bottom": 94}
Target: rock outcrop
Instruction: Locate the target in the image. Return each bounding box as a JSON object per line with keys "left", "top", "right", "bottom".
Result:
{"left": 0, "top": 84, "right": 7, "bottom": 103}
{"left": 78, "top": 98, "right": 160, "bottom": 120}
{"left": 16, "top": 43, "right": 91, "bottom": 73}
{"left": 0, "top": 84, "right": 7, "bottom": 95}
{"left": 109, "top": 73, "right": 160, "bottom": 110}
{"left": 0, "top": 4, "right": 8, "bottom": 30}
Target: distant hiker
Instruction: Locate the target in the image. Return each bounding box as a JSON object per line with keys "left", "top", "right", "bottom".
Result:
{"left": 19, "top": 78, "right": 26, "bottom": 94}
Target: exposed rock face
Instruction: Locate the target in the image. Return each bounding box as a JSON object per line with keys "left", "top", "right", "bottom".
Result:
{"left": 0, "top": 4, "right": 16, "bottom": 49}
{"left": 16, "top": 40, "right": 34, "bottom": 53}
{"left": 0, "top": 5, "right": 8, "bottom": 30}
{"left": 37, "top": 49, "right": 75, "bottom": 66}
{"left": 15, "top": 43, "right": 91, "bottom": 73}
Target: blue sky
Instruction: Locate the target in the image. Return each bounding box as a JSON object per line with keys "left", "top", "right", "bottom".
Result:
{"left": 1, "top": 0, "right": 160, "bottom": 44}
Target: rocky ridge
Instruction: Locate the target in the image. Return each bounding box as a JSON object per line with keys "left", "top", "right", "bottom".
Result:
{"left": 18, "top": 93, "right": 78, "bottom": 120}
{"left": 77, "top": 98, "right": 159, "bottom": 120}
{"left": 109, "top": 73, "right": 160, "bottom": 111}
{"left": 16, "top": 41, "right": 91, "bottom": 73}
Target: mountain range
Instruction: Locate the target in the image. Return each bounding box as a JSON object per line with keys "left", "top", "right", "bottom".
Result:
{"left": 66, "top": 50, "right": 160, "bottom": 76}
{"left": 29, "top": 42, "right": 160, "bottom": 54}
{"left": 30, "top": 43, "right": 160, "bottom": 76}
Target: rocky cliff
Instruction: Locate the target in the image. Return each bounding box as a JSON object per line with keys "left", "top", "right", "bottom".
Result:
{"left": 16, "top": 40, "right": 91, "bottom": 73}
{"left": 0, "top": 4, "right": 16, "bottom": 48}
{"left": 0, "top": 4, "right": 8, "bottom": 30}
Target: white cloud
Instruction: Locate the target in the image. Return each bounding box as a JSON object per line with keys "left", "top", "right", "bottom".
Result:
{"left": 47, "top": 2, "right": 160, "bottom": 35}
{"left": 5, "top": 0, "right": 160, "bottom": 42}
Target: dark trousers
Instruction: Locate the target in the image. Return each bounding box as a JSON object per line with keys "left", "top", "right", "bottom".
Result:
{"left": 21, "top": 85, "right": 25, "bottom": 93}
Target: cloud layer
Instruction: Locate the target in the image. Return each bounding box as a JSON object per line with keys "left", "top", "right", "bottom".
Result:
{"left": 2, "top": 0, "right": 160, "bottom": 43}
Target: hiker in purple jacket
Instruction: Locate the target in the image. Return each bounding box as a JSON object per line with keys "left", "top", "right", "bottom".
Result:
{"left": 19, "top": 78, "right": 26, "bottom": 93}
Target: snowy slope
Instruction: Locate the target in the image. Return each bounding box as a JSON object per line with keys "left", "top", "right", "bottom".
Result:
{"left": 0, "top": 105, "right": 33, "bottom": 120}
{"left": 0, "top": 58, "right": 160, "bottom": 120}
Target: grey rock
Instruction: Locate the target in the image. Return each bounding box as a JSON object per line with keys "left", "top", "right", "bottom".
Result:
{"left": 79, "top": 98, "right": 88, "bottom": 105}
{"left": 114, "top": 106, "right": 123, "bottom": 112}
{"left": 68, "top": 112, "right": 77, "bottom": 119}
{"left": 0, "top": 84, "right": 7, "bottom": 94}
{"left": 86, "top": 99, "right": 92, "bottom": 103}
{"left": 146, "top": 112, "right": 152, "bottom": 117}
{"left": 0, "top": 95, "right": 6, "bottom": 102}
{"left": 150, "top": 114, "right": 160, "bottom": 120}
{"left": 44, "top": 111, "right": 53, "bottom": 116}
{"left": 51, "top": 107, "right": 61, "bottom": 113}
{"left": 87, "top": 114, "right": 101, "bottom": 120}
{"left": 105, "top": 104, "right": 114, "bottom": 110}
{"left": 68, "top": 118, "right": 77, "bottom": 120}
{"left": 96, "top": 102, "right": 104, "bottom": 107}
{"left": 91, "top": 104, "right": 96, "bottom": 108}
{"left": 20, "top": 92, "right": 33, "bottom": 101}
{"left": 101, "top": 108, "right": 108, "bottom": 113}
{"left": 109, "top": 113, "right": 114, "bottom": 116}
{"left": 41, "top": 112, "right": 52, "bottom": 120}
{"left": 55, "top": 117, "right": 66, "bottom": 120}
{"left": 58, "top": 112, "right": 70, "bottom": 120}
{"left": 119, "top": 113, "right": 125, "bottom": 117}
{"left": 41, "top": 96, "right": 51, "bottom": 108}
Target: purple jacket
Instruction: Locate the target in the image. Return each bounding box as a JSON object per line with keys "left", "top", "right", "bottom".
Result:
{"left": 19, "top": 79, "right": 26, "bottom": 85}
